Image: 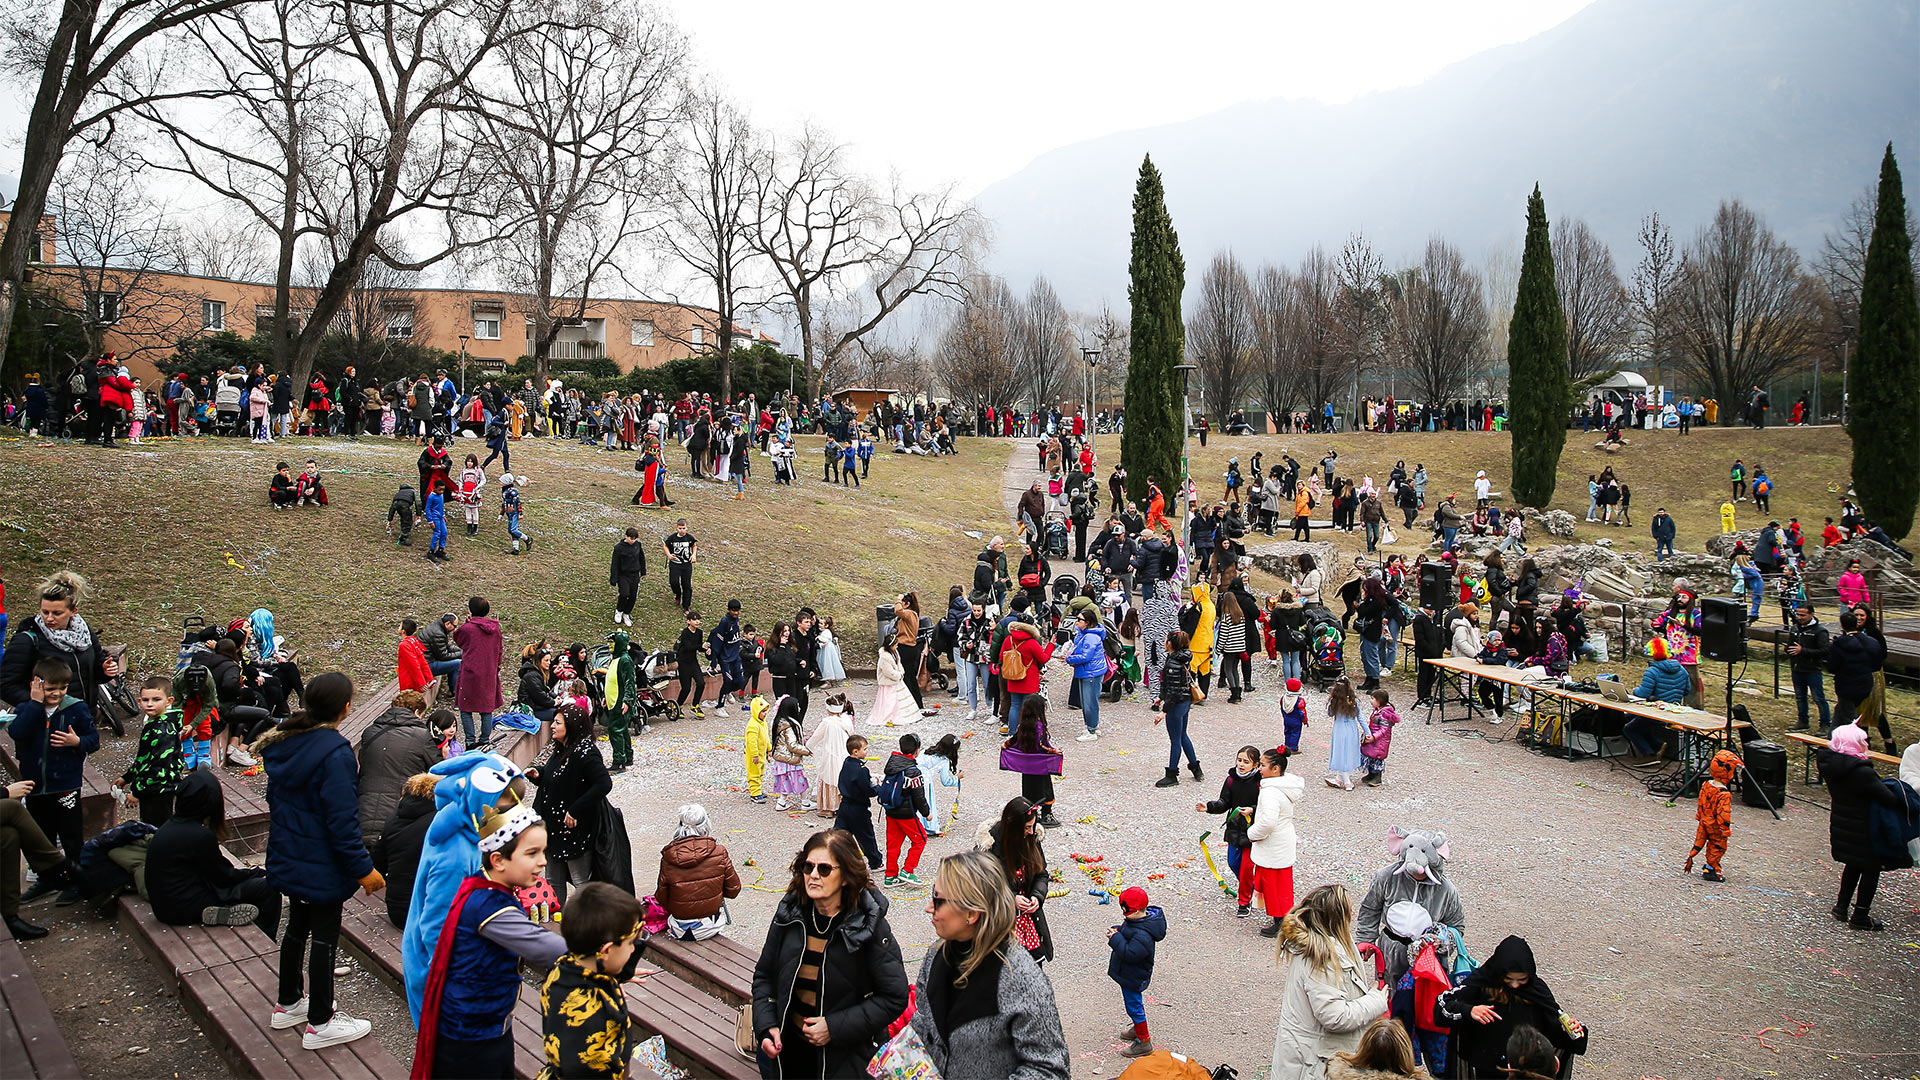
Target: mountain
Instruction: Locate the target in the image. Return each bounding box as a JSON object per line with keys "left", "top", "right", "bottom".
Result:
{"left": 971, "top": 0, "right": 1920, "bottom": 311}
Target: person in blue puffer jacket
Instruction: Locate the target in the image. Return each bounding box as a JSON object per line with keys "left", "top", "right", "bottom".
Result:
{"left": 1065, "top": 610, "right": 1109, "bottom": 741}
{"left": 1107, "top": 885, "right": 1167, "bottom": 1059}
{"left": 255, "top": 672, "right": 383, "bottom": 1050}
{"left": 1623, "top": 638, "right": 1691, "bottom": 761}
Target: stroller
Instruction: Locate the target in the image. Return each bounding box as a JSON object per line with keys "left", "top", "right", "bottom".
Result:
{"left": 587, "top": 643, "right": 684, "bottom": 729}
{"left": 1045, "top": 575, "right": 1080, "bottom": 634}
{"left": 1302, "top": 603, "right": 1346, "bottom": 689}
{"left": 1099, "top": 614, "right": 1136, "bottom": 702}
{"left": 1044, "top": 511, "right": 1071, "bottom": 558}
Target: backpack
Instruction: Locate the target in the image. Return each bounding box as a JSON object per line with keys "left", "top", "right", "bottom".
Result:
{"left": 69, "top": 367, "right": 89, "bottom": 396}
{"left": 876, "top": 769, "right": 907, "bottom": 810}
{"left": 1000, "top": 640, "right": 1030, "bottom": 682}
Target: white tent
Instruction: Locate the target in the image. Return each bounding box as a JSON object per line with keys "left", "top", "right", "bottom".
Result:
{"left": 1595, "top": 371, "right": 1648, "bottom": 391}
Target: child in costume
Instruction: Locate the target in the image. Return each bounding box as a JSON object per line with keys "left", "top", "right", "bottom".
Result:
{"left": 1720, "top": 501, "right": 1737, "bottom": 534}
{"left": 497, "top": 473, "right": 532, "bottom": 554}
{"left": 1278, "top": 678, "right": 1308, "bottom": 755}
{"left": 424, "top": 489, "right": 449, "bottom": 561}
{"left": 603, "top": 630, "right": 638, "bottom": 771}
{"left": 410, "top": 801, "right": 565, "bottom": 1079}
{"left": 294, "top": 459, "right": 329, "bottom": 506}
{"left": 456, "top": 454, "right": 486, "bottom": 536}
{"left": 742, "top": 695, "right": 770, "bottom": 803}
{"left": 402, "top": 752, "right": 529, "bottom": 1022}
{"left": 803, "top": 694, "right": 856, "bottom": 816}
{"left": 270, "top": 461, "right": 298, "bottom": 508}
{"left": 1684, "top": 750, "right": 1740, "bottom": 882}
{"left": 833, "top": 733, "right": 883, "bottom": 870}
{"left": 388, "top": 484, "right": 418, "bottom": 546}
{"left": 815, "top": 617, "right": 846, "bottom": 684}
{"left": 539, "top": 883, "right": 644, "bottom": 1080}
{"left": 120, "top": 675, "right": 186, "bottom": 825}
{"left": 766, "top": 695, "right": 812, "bottom": 811}
{"left": 1359, "top": 689, "right": 1399, "bottom": 787}
{"left": 1107, "top": 886, "right": 1167, "bottom": 1059}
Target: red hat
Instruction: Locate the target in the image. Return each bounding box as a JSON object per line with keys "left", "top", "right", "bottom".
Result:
{"left": 1286, "top": 678, "right": 1303, "bottom": 693}
{"left": 1118, "top": 886, "right": 1149, "bottom": 912}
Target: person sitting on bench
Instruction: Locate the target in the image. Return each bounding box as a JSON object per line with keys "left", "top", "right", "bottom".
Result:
{"left": 1625, "top": 638, "right": 1690, "bottom": 763}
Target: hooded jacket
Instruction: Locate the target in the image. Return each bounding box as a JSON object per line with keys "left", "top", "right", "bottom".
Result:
{"left": 882, "top": 750, "right": 932, "bottom": 821}
{"left": 451, "top": 615, "right": 504, "bottom": 713}
{"left": 397, "top": 634, "right": 433, "bottom": 691}
{"left": 1246, "top": 771, "right": 1306, "bottom": 869}
{"left": 1820, "top": 747, "right": 1905, "bottom": 868}
{"left": 145, "top": 769, "right": 263, "bottom": 925}
{"left": 750, "top": 887, "right": 910, "bottom": 1080}
{"left": 372, "top": 789, "right": 435, "bottom": 929}
{"left": 1434, "top": 936, "right": 1588, "bottom": 1076}
{"left": 257, "top": 723, "right": 373, "bottom": 903}
{"left": 655, "top": 835, "right": 742, "bottom": 920}
{"left": 1, "top": 613, "right": 109, "bottom": 711}
{"left": 517, "top": 658, "right": 555, "bottom": 713}
{"left": 1270, "top": 917, "right": 1388, "bottom": 1079}
{"left": 1064, "top": 625, "right": 1109, "bottom": 679}
{"left": 357, "top": 705, "right": 441, "bottom": 839}
{"left": 1826, "top": 631, "right": 1884, "bottom": 701}
{"left": 1105, "top": 905, "right": 1167, "bottom": 991}
{"left": 972, "top": 548, "right": 1001, "bottom": 600}
{"left": 1187, "top": 583, "right": 1216, "bottom": 674}
{"left": 6, "top": 694, "right": 99, "bottom": 795}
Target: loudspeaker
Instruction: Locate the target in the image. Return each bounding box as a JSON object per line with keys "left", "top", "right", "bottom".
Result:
{"left": 1741, "top": 740, "right": 1786, "bottom": 808}
{"left": 1419, "top": 561, "right": 1453, "bottom": 611}
{"left": 1699, "top": 596, "right": 1747, "bottom": 662}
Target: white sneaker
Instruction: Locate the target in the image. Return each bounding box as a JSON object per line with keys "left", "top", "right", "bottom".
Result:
{"left": 270, "top": 997, "right": 308, "bottom": 1029}
{"left": 965, "top": 709, "right": 977, "bottom": 722}
{"left": 225, "top": 746, "right": 257, "bottom": 767}
{"left": 1076, "top": 731, "right": 1099, "bottom": 742}
{"left": 302, "top": 1012, "right": 372, "bottom": 1050}
{"left": 711, "top": 706, "right": 728, "bottom": 717}
{"left": 773, "top": 798, "right": 789, "bottom": 811}
{"left": 800, "top": 799, "right": 818, "bottom": 811}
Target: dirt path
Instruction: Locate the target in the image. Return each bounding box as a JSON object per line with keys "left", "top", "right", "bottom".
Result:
{"left": 1000, "top": 439, "right": 1047, "bottom": 520}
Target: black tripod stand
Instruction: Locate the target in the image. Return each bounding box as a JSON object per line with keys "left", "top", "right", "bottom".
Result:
{"left": 1719, "top": 658, "right": 1781, "bottom": 821}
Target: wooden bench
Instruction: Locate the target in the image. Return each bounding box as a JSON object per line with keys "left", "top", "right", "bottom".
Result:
{"left": 1782, "top": 730, "right": 1902, "bottom": 785}
{"left": 0, "top": 917, "right": 82, "bottom": 1078}
{"left": 339, "top": 679, "right": 404, "bottom": 746}
{"left": 646, "top": 933, "right": 755, "bottom": 1006}
{"left": 623, "top": 968, "right": 759, "bottom": 1080}
{"left": 0, "top": 726, "right": 118, "bottom": 837}
{"left": 337, "top": 896, "right": 546, "bottom": 1080}
{"left": 216, "top": 767, "right": 273, "bottom": 855}
{"left": 118, "top": 896, "right": 409, "bottom": 1079}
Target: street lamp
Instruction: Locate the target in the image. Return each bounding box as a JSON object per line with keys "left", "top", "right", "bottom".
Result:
{"left": 1081, "top": 346, "right": 1101, "bottom": 459}
{"left": 458, "top": 334, "right": 470, "bottom": 396}
{"left": 1174, "top": 362, "right": 1197, "bottom": 566}
{"left": 1839, "top": 324, "right": 1853, "bottom": 426}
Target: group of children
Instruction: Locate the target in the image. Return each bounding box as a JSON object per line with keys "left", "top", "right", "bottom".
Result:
{"left": 268, "top": 460, "right": 330, "bottom": 508}
{"left": 384, "top": 459, "right": 533, "bottom": 559}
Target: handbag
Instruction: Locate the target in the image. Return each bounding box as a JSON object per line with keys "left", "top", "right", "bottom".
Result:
{"left": 1013, "top": 912, "right": 1042, "bottom": 951}
{"left": 1020, "top": 572, "right": 1042, "bottom": 588}
{"left": 1191, "top": 684, "right": 1207, "bottom": 704}
{"left": 734, "top": 1004, "right": 757, "bottom": 1059}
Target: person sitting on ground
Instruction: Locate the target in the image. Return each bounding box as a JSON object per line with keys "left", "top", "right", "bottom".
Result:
{"left": 294, "top": 460, "right": 329, "bottom": 506}
{"left": 655, "top": 803, "right": 742, "bottom": 940}
{"left": 145, "top": 767, "right": 282, "bottom": 936}
{"left": 269, "top": 461, "right": 298, "bottom": 508}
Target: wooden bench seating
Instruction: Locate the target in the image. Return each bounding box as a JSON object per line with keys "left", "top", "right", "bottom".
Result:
{"left": 646, "top": 933, "right": 755, "bottom": 1005}
{"left": 0, "top": 917, "right": 82, "bottom": 1078}
{"left": 0, "top": 726, "right": 118, "bottom": 837}
{"left": 216, "top": 767, "right": 273, "bottom": 855}
{"left": 1782, "top": 730, "right": 1902, "bottom": 785}
{"left": 339, "top": 679, "right": 403, "bottom": 745}
{"left": 118, "top": 896, "right": 409, "bottom": 1079}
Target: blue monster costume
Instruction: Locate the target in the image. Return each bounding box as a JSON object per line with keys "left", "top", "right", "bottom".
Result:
{"left": 402, "top": 750, "right": 525, "bottom": 1020}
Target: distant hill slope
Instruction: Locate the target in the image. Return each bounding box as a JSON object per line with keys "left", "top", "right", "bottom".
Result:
{"left": 973, "top": 0, "right": 1920, "bottom": 309}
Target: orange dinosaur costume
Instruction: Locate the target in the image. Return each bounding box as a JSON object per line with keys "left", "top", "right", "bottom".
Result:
{"left": 1685, "top": 750, "right": 1741, "bottom": 882}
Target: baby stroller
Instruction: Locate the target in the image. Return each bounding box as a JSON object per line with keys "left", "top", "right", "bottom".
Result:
{"left": 1099, "top": 614, "right": 1136, "bottom": 702}
{"left": 1044, "top": 511, "right": 1071, "bottom": 558}
{"left": 1302, "top": 603, "right": 1346, "bottom": 689}
{"left": 586, "top": 643, "right": 683, "bottom": 729}
{"left": 1046, "top": 575, "right": 1080, "bottom": 634}
{"left": 916, "top": 615, "right": 951, "bottom": 693}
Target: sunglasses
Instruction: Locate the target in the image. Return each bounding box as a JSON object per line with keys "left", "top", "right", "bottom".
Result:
{"left": 929, "top": 894, "right": 952, "bottom": 910}
{"left": 801, "top": 860, "right": 839, "bottom": 878}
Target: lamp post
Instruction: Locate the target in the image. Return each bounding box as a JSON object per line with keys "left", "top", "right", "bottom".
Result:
{"left": 458, "top": 334, "right": 469, "bottom": 397}
{"left": 1082, "top": 346, "right": 1101, "bottom": 460}
{"left": 1839, "top": 324, "right": 1853, "bottom": 426}
{"left": 1175, "top": 362, "right": 1197, "bottom": 564}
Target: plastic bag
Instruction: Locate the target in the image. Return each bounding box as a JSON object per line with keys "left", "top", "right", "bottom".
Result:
{"left": 867, "top": 1023, "right": 940, "bottom": 1080}
{"left": 633, "top": 1035, "right": 690, "bottom": 1080}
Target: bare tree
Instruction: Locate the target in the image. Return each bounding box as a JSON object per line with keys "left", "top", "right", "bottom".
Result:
{"left": 1671, "top": 200, "right": 1823, "bottom": 415}
{"left": 475, "top": 0, "right": 683, "bottom": 387}
{"left": 1333, "top": 234, "right": 1385, "bottom": 410}
{"left": 300, "top": 226, "right": 420, "bottom": 363}
{"left": 1553, "top": 217, "right": 1631, "bottom": 382}
{"left": 1088, "top": 301, "right": 1129, "bottom": 411}
{"left": 1249, "top": 263, "right": 1301, "bottom": 422}
{"left": 47, "top": 145, "right": 198, "bottom": 359}
{"left": 133, "top": 0, "right": 341, "bottom": 371}
{"left": 1010, "top": 277, "right": 1072, "bottom": 411}
{"left": 0, "top": 0, "right": 255, "bottom": 373}
{"left": 175, "top": 209, "right": 274, "bottom": 282}
{"left": 1187, "top": 251, "right": 1254, "bottom": 421}
{"left": 1817, "top": 184, "right": 1920, "bottom": 349}
{"left": 662, "top": 88, "right": 762, "bottom": 402}
{"left": 1389, "top": 236, "right": 1488, "bottom": 405}
{"left": 934, "top": 273, "right": 1016, "bottom": 409}
{"left": 1629, "top": 212, "right": 1677, "bottom": 392}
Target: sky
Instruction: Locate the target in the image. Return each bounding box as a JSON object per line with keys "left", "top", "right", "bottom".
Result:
{"left": 659, "top": 0, "right": 1600, "bottom": 196}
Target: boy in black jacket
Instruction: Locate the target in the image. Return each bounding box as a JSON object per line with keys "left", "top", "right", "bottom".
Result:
{"left": 833, "top": 734, "right": 882, "bottom": 871}
{"left": 880, "top": 733, "right": 931, "bottom": 888}
{"left": 388, "top": 484, "right": 417, "bottom": 545}
{"left": 673, "top": 610, "right": 705, "bottom": 714}
{"left": 120, "top": 675, "right": 185, "bottom": 825}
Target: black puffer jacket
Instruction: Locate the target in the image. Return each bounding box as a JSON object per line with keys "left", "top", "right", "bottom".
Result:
{"left": 517, "top": 659, "right": 556, "bottom": 713}
{"left": 372, "top": 791, "right": 434, "bottom": 929}
{"left": 0, "top": 615, "right": 110, "bottom": 709}
{"left": 751, "top": 887, "right": 909, "bottom": 1080}
{"left": 1158, "top": 649, "right": 1194, "bottom": 705}
{"left": 1204, "top": 766, "right": 1263, "bottom": 848}
{"left": 1819, "top": 748, "right": 1904, "bottom": 869}
{"left": 1825, "top": 631, "right": 1885, "bottom": 701}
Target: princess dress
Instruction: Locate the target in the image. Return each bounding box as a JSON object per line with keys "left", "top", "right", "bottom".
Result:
{"left": 1328, "top": 708, "right": 1362, "bottom": 784}
{"left": 815, "top": 628, "right": 847, "bottom": 683}
{"left": 867, "top": 649, "right": 919, "bottom": 727}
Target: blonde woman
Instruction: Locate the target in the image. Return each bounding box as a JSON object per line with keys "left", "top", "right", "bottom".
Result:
{"left": 1270, "top": 883, "right": 1389, "bottom": 1080}
{"left": 911, "top": 850, "right": 1069, "bottom": 1080}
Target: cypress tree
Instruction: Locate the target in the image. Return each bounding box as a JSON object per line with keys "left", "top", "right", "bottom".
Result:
{"left": 1120, "top": 155, "right": 1186, "bottom": 507}
{"left": 1506, "top": 184, "right": 1571, "bottom": 507}
{"left": 1850, "top": 144, "right": 1920, "bottom": 541}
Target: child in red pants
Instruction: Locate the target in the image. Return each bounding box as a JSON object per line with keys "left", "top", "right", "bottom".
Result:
{"left": 880, "top": 733, "right": 931, "bottom": 887}
{"left": 1684, "top": 750, "right": 1740, "bottom": 882}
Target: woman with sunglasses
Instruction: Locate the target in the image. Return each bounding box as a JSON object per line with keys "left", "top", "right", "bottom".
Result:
{"left": 911, "top": 850, "right": 1069, "bottom": 1080}
{"left": 751, "top": 830, "right": 909, "bottom": 1080}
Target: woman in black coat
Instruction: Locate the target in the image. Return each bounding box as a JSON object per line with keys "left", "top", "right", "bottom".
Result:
{"left": 0, "top": 569, "right": 118, "bottom": 710}
{"left": 516, "top": 646, "right": 557, "bottom": 722}
{"left": 766, "top": 623, "right": 800, "bottom": 702}
{"left": 370, "top": 774, "right": 436, "bottom": 929}
{"left": 1818, "top": 726, "right": 1905, "bottom": 930}
{"left": 985, "top": 797, "right": 1053, "bottom": 964}
{"left": 751, "top": 829, "right": 909, "bottom": 1080}
{"left": 1435, "top": 935, "right": 1588, "bottom": 1077}
{"left": 145, "top": 768, "right": 282, "bottom": 935}
{"left": 526, "top": 703, "right": 610, "bottom": 905}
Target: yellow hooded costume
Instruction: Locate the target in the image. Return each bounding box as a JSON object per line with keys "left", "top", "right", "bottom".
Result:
{"left": 743, "top": 695, "right": 772, "bottom": 797}
{"left": 1189, "top": 581, "right": 1216, "bottom": 676}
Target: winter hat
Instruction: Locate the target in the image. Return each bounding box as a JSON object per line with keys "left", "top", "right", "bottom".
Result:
{"left": 1829, "top": 724, "right": 1871, "bottom": 759}
{"left": 1286, "top": 678, "right": 1303, "bottom": 694}
{"left": 499, "top": 473, "right": 517, "bottom": 487}
{"left": 1118, "top": 886, "right": 1149, "bottom": 912}
{"left": 1647, "top": 637, "right": 1670, "bottom": 662}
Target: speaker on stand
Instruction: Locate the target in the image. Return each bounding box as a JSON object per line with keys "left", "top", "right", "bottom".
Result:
{"left": 1419, "top": 560, "right": 1454, "bottom": 612}
{"left": 1695, "top": 596, "right": 1781, "bottom": 820}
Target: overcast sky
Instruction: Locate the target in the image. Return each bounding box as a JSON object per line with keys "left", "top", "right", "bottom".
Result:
{"left": 660, "top": 0, "right": 1599, "bottom": 195}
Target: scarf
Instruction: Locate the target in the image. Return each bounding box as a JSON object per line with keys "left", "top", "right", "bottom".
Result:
{"left": 926, "top": 938, "right": 1004, "bottom": 1043}
{"left": 37, "top": 613, "right": 93, "bottom": 653}
{"left": 410, "top": 876, "right": 513, "bottom": 1080}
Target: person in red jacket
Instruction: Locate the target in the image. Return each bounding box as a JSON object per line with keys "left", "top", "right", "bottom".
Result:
{"left": 95, "top": 354, "right": 134, "bottom": 446}
{"left": 1822, "top": 517, "right": 1844, "bottom": 548}
{"left": 397, "top": 619, "right": 434, "bottom": 692}
{"left": 999, "top": 617, "right": 1057, "bottom": 735}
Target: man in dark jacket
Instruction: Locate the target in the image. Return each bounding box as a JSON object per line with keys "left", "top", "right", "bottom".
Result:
{"left": 880, "top": 734, "right": 932, "bottom": 886}
{"left": 145, "top": 769, "right": 281, "bottom": 934}
{"left": 1099, "top": 522, "right": 1138, "bottom": 600}
{"left": 1134, "top": 531, "right": 1172, "bottom": 601}
{"left": 610, "top": 527, "right": 647, "bottom": 626}
{"left": 971, "top": 539, "right": 1004, "bottom": 607}
{"left": 1785, "top": 605, "right": 1831, "bottom": 733}
{"left": 355, "top": 690, "right": 439, "bottom": 841}
{"left": 1650, "top": 508, "right": 1677, "bottom": 561}
{"left": 338, "top": 366, "right": 362, "bottom": 439}
{"left": 1411, "top": 603, "right": 1448, "bottom": 705}
{"left": 1827, "top": 610, "right": 1886, "bottom": 734}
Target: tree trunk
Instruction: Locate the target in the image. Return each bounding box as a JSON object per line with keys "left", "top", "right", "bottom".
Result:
{"left": 0, "top": 5, "right": 89, "bottom": 379}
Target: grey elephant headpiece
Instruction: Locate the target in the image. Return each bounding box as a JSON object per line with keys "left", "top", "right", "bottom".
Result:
{"left": 1388, "top": 826, "right": 1452, "bottom": 883}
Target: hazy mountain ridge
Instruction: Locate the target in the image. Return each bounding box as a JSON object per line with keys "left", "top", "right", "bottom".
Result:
{"left": 973, "top": 0, "right": 1920, "bottom": 310}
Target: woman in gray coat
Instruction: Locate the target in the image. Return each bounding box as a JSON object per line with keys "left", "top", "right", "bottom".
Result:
{"left": 912, "top": 850, "right": 1068, "bottom": 1080}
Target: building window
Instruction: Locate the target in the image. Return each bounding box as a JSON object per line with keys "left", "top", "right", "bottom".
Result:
{"left": 85, "top": 290, "right": 121, "bottom": 325}
{"left": 386, "top": 311, "right": 414, "bottom": 339}
{"left": 689, "top": 325, "right": 703, "bottom": 346}
{"left": 202, "top": 299, "right": 226, "bottom": 331}
{"left": 475, "top": 317, "right": 501, "bottom": 340}
{"left": 630, "top": 320, "right": 654, "bottom": 347}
